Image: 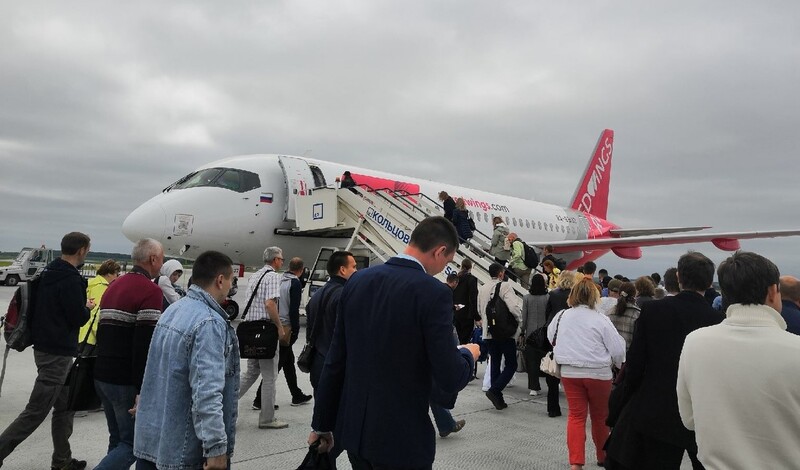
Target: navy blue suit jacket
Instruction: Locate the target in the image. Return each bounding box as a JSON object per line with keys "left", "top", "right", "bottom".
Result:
{"left": 780, "top": 300, "right": 800, "bottom": 336}
{"left": 311, "top": 257, "right": 475, "bottom": 467}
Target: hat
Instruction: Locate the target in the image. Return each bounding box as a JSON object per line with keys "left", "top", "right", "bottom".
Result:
{"left": 607, "top": 279, "right": 623, "bottom": 293}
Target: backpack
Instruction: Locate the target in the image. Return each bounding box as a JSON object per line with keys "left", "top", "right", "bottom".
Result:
{"left": 2, "top": 275, "right": 40, "bottom": 352}
{"left": 517, "top": 240, "right": 539, "bottom": 269}
{"left": 485, "top": 282, "right": 518, "bottom": 340}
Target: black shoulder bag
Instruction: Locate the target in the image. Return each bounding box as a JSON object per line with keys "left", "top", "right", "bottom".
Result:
{"left": 486, "top": 282, "right": 518, "bottom": 340}
{"left": 297, "top": 284, "right": 342, "bottom": 374}
{"left": 236, "top": 270, "right": 280, "bottom": 359}
{"left": 65, "top": 307, "right": 102, "bottom": 411}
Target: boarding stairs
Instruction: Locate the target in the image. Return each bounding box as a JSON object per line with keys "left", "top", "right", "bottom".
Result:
{"left": 294, "top": 185, "right": 529, "bottom": 299}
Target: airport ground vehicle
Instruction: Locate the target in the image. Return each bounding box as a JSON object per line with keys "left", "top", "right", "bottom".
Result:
{"left": 221, "top": 276, "right": 240, "bottom": 320}
{"left": 0, "top": 247, "right": 54, "bottom": 287}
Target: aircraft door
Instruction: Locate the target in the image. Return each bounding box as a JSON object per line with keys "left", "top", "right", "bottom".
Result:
{"left": 278, "top": 156, "right": 315, "bottom": 222}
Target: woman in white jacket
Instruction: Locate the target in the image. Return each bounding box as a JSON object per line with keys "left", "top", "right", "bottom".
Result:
{"left": 548, "top": 278, "right": 625, "bottom": 470}
{"left": 157, "top": 259, "right": 186, "bottom": 306}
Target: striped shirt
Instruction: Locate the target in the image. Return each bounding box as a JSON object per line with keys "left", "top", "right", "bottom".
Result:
{"left": 244, "top": 265, "right": 281, "bottom": 322}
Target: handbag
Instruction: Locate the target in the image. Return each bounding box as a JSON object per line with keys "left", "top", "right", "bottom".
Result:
{"left": 237, "top": 270, "right": 279, "bottom": 359}
{"left": 65, "top": 310, "right": 101, "bottom": 411}
{"left": 516, "top": 347, "right": 527, "bottom": 373}
{"left": 526, "top": 325, "right": 552, "bottom": 352}
{"left": 295, "top": 441, "right": 335, "bottom": 470}
{"left": 539, "top": 310, "right": 564, "bottom": 378}
{"left": 297, "top": 285, "right": 342, "bottom": 374}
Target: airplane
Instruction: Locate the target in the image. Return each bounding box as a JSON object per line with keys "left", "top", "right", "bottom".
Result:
{"left": 121, "top": 129, "right": 800, "bottom": 271}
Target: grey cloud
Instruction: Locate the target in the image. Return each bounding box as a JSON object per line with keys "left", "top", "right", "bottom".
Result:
{"left": 1, "top": 0, "right": 798, "bottom": 276}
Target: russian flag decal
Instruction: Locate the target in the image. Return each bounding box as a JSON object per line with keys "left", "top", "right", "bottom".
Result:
{"left": 260, "top": 192, "right": 273, "bottom": 203}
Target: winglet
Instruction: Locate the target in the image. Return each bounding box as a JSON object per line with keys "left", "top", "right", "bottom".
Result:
{"left": 569, "top": 129, "right": 614, "bottom": 219}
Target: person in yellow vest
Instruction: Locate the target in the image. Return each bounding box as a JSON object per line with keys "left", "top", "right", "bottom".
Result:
{"left": 80, "top": 259, "right": 122, "bottom": 351}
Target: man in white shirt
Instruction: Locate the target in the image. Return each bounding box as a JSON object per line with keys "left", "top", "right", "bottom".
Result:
{"left": 478, "top": 263, "right": 523, "bottom": 410}
{"left": 678, "top": 251, "right": 800, "bottom": 469}
{"left": 237, "top": 246, "right": 288, "bottom": 429}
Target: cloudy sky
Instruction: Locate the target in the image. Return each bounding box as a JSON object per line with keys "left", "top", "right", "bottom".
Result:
{"left": 2, "top": 1, "right": 798, "bottom": 277}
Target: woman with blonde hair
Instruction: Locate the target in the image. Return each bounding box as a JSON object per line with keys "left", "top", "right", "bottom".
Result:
{"left": 450, "top": 197, "right": 474, "bottom": 243}
{"left": 546, "top": 270, "right": 576, "bottom": 317}
{"left": 542, "top": 259, "right": 561, "bottom": 290}
{"left": 547, "top": 278, "right": 626, "bottom": 469}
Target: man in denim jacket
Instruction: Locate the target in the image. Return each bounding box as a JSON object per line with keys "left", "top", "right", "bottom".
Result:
{"left": 134, "top": 251, "right": 240, "bottom": 470}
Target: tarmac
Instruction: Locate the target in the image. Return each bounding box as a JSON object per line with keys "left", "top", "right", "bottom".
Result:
{"left": 0, "top": 277, "right": 694, "bottom": 469}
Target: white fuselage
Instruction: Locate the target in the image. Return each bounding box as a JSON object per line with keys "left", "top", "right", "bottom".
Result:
{"left": 122, "top": 154, "right": 594, "bottom": 268}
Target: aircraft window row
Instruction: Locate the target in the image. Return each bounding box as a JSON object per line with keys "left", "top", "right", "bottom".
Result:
{"left": 169, "top": 167, "right": 261, "bottom": 193}
{"left": 465, "top": 211, "right": 575, "bottom": 236}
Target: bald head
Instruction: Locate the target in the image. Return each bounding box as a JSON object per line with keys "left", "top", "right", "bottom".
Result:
{"left": 780, "top": 276, "right": 800, "bottom": 303}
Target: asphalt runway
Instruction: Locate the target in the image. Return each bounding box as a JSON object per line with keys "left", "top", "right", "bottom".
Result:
{"left": 0, "top": 278, "right": 694, "bottom": 469}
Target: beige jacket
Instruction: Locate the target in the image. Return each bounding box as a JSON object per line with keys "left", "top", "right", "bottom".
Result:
{"left": 478, "top": 278, "right": 522, "bottom": 340}
{"left": 678, "top": 304, "right": 800, "bottom": 469}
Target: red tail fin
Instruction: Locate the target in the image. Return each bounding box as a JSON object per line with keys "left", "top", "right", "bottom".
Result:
{"left": 569, "top": 129, "right": 614, "bottom": 219}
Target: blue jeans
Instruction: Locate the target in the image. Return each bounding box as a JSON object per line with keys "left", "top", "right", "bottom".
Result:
{"left": 94, "top": 380, "right": 137, "bottom": 470}
{"left": 136, "top": 458, "right": 231, "bottom": 470}
{"left": 487, "top": 338, "right": 517, "bottom": 397}
{"left": 429, "top": 402, "right": 455, "bottom": 435}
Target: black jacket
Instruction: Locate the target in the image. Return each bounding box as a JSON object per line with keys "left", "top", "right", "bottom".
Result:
{"left": 451, "top": 209, "right": 473, "bottom": 241}
{"left": 452, "top": 272, "right": 480, "bottom": 324}
{"left": 545, "top": 287, "right": 569, "bottom": 320}
{"left": 31, "top": 258, "right": 90, "bottom": 356}
{"left": 442, "top": 197, "right": 456, "bottom": 221}
{"left": 305, "top": 275, "right": 347, "bottom": 357}
{"left": 619, "top": 292, "right": 724, "bottom": 447}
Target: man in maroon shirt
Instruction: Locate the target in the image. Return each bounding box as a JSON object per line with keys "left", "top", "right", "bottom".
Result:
{"left": 93, "top": 238, "right": 164, "bottom": 470}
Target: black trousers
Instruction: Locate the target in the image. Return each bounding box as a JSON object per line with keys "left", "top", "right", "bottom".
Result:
{"left": 348, "top": 452, "right": 432, "bottom": 470}
{"left": 606, "top": 433, "right": 705, "bottom": 470}
{"left": 454, "top": 318, "right": 473, "bottom": 345}
{"left": 522, "top": 346, "right": 561, "bottom": 415}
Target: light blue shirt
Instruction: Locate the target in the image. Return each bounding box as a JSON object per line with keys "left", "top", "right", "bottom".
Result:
{"left": 134, "top": 285, "right": 240, "bottom": 466}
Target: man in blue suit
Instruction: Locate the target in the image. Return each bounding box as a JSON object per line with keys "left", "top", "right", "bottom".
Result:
{"left": 309, "top": 216, "right": 480, "bottom": 469}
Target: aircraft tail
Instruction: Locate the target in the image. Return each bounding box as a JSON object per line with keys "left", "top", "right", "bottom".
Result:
{"left": 569, "top": 129, "right": 614, "bottom": 220}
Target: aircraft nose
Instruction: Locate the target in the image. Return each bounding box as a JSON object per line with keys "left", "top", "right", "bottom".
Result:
{"left": 122, "top": 198, "right": 167, "bottom": 243}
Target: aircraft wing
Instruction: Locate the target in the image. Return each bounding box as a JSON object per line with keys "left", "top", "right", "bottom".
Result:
{"left": 608, "top": 226, "right": 710, "bottom": 237}
{"left": 540, "top": 229, "right": 800, "bottom": 254}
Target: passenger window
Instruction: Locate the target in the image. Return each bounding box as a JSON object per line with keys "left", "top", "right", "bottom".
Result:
{"left": 526, "top": 220, "right": 530, "bottom": 228}
{"left": 484, "top": 213, "right": 489, "bottom": 222}
{"left": 538, "top": 221, "right": 542, "bottom": 229}
{"left": 505, "top": 217, "right": 510, "bottom": 225}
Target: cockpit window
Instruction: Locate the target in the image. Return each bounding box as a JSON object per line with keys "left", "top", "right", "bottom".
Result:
{"left": 165, "top": 167, "right": 261, "bottom": 193}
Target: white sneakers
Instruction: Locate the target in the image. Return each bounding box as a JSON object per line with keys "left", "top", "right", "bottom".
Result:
{"left": 529, "top": 390, "right": 540, "bottom": 396}
{"left": 259, "top": 419, "right": 289, "bottom": 429}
